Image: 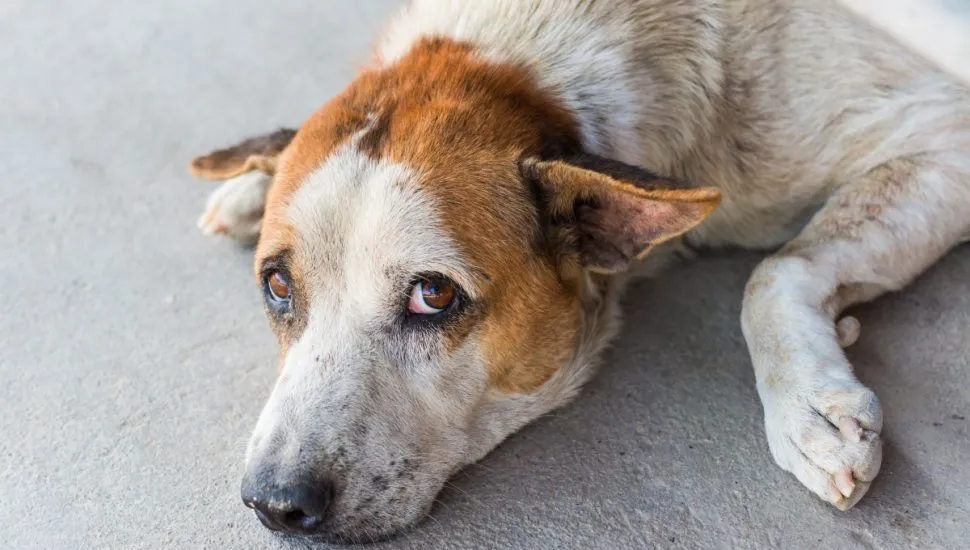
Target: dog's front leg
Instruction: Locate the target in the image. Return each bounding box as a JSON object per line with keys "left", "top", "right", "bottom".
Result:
{"left": 196, "top": 171, "right": 272, "bottom": 243}
{"left": 740, "top": 155, "right": 970, "bottom": 510}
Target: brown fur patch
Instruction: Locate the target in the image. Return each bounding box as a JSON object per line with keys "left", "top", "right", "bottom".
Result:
{"left": 189, "top": 128, "right": 296, "bottom": 180}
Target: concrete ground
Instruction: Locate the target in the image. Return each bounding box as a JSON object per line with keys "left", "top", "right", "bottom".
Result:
{"left": 1, "top": 0, "right": 968, "bottom": 548}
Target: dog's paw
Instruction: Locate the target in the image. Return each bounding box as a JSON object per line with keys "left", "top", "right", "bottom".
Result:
{"left": 764, "top": 380, "right": 882, "bottom": 510}
{"left": 197, "top": 171, "right": 271, "bottom": 244}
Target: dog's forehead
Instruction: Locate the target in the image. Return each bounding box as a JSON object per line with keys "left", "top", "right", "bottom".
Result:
{"left": 258, "top": 127, "right": 540, "bottom": 303}
{"left": 255, "top": 37, "right": 587, "bottom": 290}
{"left": 281, "top": 141, "right": 478, "bottom": 302}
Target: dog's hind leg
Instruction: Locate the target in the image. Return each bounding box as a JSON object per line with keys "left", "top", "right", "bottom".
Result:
{"left": 187, "top": 128, "right": 296, "bottom": 244}
{"left": 740, "top": 152, "right": 970, "bottom": 510}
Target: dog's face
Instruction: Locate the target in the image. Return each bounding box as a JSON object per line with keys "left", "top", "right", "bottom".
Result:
{"left": 195, "top": 40, "right": 719, "bottom": 542}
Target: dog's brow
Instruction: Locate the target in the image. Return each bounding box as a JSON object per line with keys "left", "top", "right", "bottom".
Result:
{"left": 257, "top": 249, "right": 294, "bottom": 274}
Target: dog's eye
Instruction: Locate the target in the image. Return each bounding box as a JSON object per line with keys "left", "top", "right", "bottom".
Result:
{"left": 266, "top": 271, "right": 291, "bottom": 303}
{"left": 408, "top": 276, "right": 457, "bottom": 315}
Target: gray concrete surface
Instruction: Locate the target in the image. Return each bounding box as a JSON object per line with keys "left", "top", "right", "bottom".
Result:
{"left": 1, "top": 1, "right": 968, "bottom": 548}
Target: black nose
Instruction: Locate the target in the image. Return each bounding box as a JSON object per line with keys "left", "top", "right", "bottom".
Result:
{"left": 241, "top": 479, "right": 335, "bottom": 534}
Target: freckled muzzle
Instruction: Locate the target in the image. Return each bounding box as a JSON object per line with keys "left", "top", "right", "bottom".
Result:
{"left": 240, "top": 439, "right": 443, "bottom": 543}
{"left": 239, "top": 366, "right": 462, "bottom": 543}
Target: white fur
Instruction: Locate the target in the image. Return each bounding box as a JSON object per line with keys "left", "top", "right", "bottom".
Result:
{"left": 742, "top": 152, "right": 970, "bottom": 508}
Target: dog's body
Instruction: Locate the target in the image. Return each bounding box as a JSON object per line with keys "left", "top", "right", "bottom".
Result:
{"left": 190, "top": 0, "right": 970, "bottom": 542}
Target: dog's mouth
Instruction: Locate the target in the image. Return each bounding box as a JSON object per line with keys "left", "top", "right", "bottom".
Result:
{"left": 248, "top": 503, "right": 424, "bottom": 546}
{"left": 265, "top": 528, "right": 403, "bottom": 546}
{"left": 245, "top": 504, "right": 412, "bottom": 544}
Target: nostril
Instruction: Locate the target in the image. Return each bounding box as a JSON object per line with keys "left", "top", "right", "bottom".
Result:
{"left": 252, "top": 506, "right": 281, "bottom": 532}
{"left": 283, "top": 509, "right": 324, "bottom": 531}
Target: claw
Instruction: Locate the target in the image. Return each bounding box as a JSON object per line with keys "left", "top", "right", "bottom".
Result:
{"left": 836, "top": 316, "right": 861, "bottom": 348}
{"left": 834, "top": 470, "right": 855, "bottom": 498}
{"left": 837, "top": 417, "right": 864, "bottom": 443}
{"left": 197, "top": 209, "right": 228, "bottom": 236}
{"left": 834, "top": 479, "right": 871, "bottom": 511}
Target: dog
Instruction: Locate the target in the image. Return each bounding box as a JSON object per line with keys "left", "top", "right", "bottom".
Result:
{"left": 188, "top": 0, "right": 970, "bottom": 542}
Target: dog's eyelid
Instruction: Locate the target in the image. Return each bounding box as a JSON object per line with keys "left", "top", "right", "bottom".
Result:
{"left": 258, "top": 252, "right": 294, "bottom": 281}
{"left": 399, "top": 260, "right": 482, "bottom": 300}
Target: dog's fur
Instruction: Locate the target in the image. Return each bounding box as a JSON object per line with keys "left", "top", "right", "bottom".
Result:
{"left": 189, "top": 0, "right": 970, "bottom": 542}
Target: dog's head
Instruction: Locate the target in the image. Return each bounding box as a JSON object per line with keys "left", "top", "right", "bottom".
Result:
{"left": 192, "top": 39, "right": 718, "bottom": 543}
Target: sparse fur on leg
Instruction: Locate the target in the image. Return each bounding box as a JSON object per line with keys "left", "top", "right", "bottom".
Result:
{"left": 742, "top": 155, "right": 970, "bottom": 510}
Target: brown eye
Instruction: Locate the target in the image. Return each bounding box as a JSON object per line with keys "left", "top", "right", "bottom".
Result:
{"left": 266, "top": 271, "right": 291, "bottom": 302}
{"left": 408, "top": 276, "right": 457, "bottom": 314}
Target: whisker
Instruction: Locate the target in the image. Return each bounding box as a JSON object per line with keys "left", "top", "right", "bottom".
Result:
{"left": 424, "top": 502, "right": 446, "bottom": 527}
{"left": 442, "top": 480, "right": 490, "bottom": 510}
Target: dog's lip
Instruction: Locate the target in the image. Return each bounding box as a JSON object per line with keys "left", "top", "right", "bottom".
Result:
{"left": 261, "top": 524, "right": 401, "bottom": 546}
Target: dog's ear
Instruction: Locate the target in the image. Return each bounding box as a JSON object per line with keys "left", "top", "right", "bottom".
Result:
{"left": 188, "top": 128, "right": 297, "bottom": 180}
{"left": 522, "top": 155, "right": 721, "bottom": 274}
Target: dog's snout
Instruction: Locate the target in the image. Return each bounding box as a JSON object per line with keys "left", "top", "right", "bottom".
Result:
{"left": 241, "top": 475, "right": 335, "bottom": 534}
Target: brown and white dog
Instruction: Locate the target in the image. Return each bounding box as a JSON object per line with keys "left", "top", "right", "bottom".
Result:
{"left": 189, "top": 0, "right": 970, "bottom": 542}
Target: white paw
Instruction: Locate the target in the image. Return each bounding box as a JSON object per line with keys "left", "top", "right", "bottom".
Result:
{"left": 197, "top": 171, "right": 271, "bottom": 244}
{"left": 764, "top": 380, "right": 883, "bottom": 510}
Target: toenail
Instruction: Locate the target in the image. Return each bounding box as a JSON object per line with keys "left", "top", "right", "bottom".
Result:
{"left": 834, "top": 471, "right": 855, "bottom": 498}
{"left": 837, "top": 418, "right": 863, "bottom": 442}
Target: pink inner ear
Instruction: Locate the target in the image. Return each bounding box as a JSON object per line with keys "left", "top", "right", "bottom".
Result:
{"left": 598, "top": 191, "right": 686, "bottom": 241}
{"left": 575, "top": 190, "right": 699, "bottom": 272}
